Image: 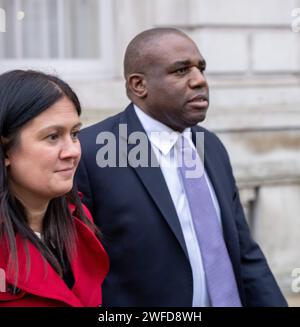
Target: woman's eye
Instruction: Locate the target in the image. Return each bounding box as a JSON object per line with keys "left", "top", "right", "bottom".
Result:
{"left": 47, "top": 134, "right": 59, "bottom": 141}
{"left": 71, "top": 130, "right": 80, "bottom": 140}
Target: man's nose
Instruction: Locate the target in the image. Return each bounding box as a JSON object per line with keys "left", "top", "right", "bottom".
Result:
{"left": 189, "top": 67, "right": 207, "bottom": 88}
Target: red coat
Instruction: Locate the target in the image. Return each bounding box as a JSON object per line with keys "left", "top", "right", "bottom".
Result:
{"left": 0, "top": 204, "right": 109, "bottom": 307}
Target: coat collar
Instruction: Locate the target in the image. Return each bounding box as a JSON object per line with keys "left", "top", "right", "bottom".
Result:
{"left": 0, "top": 217, "right": 109, "bottom": 306}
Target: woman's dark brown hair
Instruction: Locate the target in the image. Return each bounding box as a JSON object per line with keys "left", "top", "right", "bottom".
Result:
{"left": 0, "top": 70, "right": 100, "bottom": 287}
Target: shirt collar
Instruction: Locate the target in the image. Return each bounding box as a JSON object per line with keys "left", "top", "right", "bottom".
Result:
{"left": 134, "top": 104, "right": 192, "bottom": 155}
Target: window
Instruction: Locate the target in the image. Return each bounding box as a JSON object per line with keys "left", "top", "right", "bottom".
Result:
{"left": 0, "top": 0, "right": 114, "bottom": 79}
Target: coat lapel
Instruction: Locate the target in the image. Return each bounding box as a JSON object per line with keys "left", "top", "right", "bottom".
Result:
{"left": 71, "top": 218, "right": 109, "bottom": 306}
{"left": 3, "top": 217, "right": 108, "bottom": 307}
{"left": 117, "top": 107, "right": 242, "bottom": 281}
{"left": 5, "top": 235, "right": 83, "bottom": 306}
{"left": 119, "top": 104, "right": 189, "bottom": 258}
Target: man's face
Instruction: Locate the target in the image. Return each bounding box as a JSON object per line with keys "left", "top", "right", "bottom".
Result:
{"left": 140, "top": 34, "right": 209, "bottom": 132}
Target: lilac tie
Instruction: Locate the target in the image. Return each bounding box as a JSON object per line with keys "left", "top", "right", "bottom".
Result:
{"left": 177, "top": 135, "right": 242, "bottom": 307}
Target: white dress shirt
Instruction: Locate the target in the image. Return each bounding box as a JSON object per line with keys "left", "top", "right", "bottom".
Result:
{"left": 134, "top": 105, "right": 222, "bottom": 307}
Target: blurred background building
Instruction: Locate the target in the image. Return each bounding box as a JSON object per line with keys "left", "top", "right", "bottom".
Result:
{"left": 0, "top": 0, "right": 300, "bottom": 305}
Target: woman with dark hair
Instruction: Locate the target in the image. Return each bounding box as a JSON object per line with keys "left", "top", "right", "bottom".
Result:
{"left": 0, "top": 70, "right": 109, "bottom": 307}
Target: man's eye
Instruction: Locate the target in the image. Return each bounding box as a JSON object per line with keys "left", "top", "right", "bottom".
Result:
{"left": 175, "top": 67, "right": 188, "bottom": 74}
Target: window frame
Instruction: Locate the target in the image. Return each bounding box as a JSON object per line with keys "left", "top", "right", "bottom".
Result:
{"left": 0, "top": 0, "right": 114, "bottom": 80}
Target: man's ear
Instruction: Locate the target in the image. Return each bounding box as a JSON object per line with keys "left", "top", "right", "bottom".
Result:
{"left": 127, "top": 73, "right": 147, "bottom": 98}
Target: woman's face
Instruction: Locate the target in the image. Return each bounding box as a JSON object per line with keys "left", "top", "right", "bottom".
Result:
{"left": 6, "top": 96, "right": 82, "bottom": 204}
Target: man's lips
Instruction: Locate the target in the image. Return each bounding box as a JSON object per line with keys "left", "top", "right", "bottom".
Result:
{"left": 187, "top": 94, "right": 209, "bottom": 108}
{"left": 188, "top": 94, "right": 209, "bottom": 103}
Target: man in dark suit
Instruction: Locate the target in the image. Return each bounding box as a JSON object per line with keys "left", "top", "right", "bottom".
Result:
{"left": 76, "top": 28, "right": 287, "bottom": 307}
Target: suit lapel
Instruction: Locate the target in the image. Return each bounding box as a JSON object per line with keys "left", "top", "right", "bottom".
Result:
{"left": 117, "top": 107, "right": 243, "bottom": 296}
{"left": 117, "top": 108, "right": 242, "bottom": 276}
{"left": 119, "top": 104, "right": 188, "bottom": 258}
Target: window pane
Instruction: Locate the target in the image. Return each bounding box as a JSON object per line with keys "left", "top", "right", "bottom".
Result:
{"left": 22, "top": 0, "right": 45, "bottom": 58}
{"left": 0, "top": 0, "right": 16, "bottom": 58}
{"left": 66, "top": 0, "right": 100, "bottom": 58}
{"left": 48, "top": 0, "right": 58, "bottom": 58}
{"left": 0, "top": 0, "right": 102, "bottom": 59}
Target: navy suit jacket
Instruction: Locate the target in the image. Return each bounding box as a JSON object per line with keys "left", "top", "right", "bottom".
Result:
{"left": 75, "top": 103, "right": 287, "bottom": 307}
